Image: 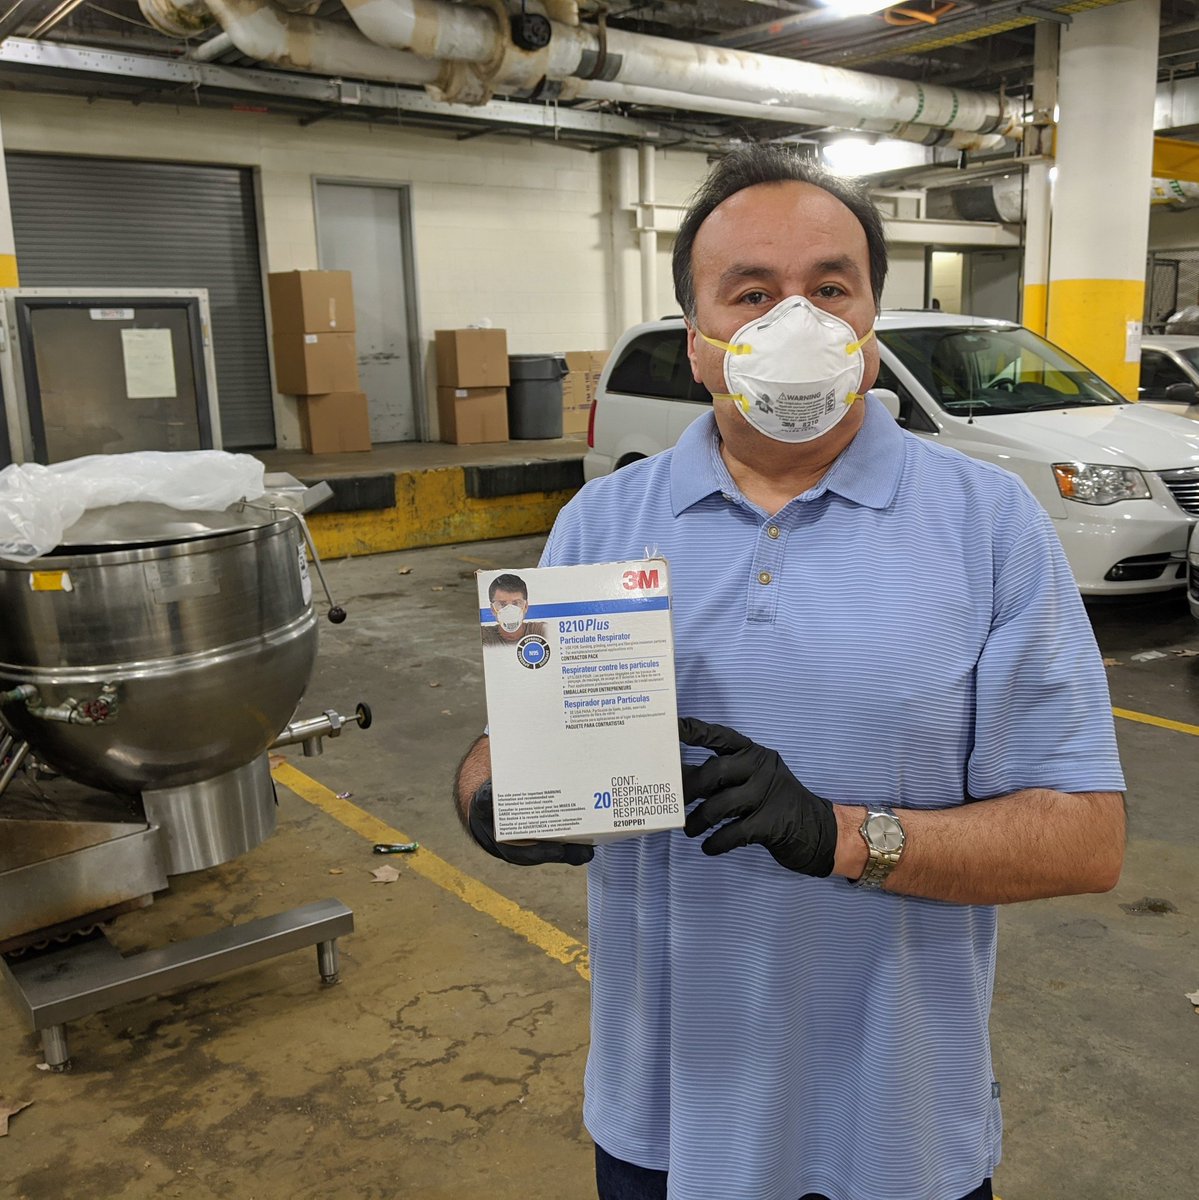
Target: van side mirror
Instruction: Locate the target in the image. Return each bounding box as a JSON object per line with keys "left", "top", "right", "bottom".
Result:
{"left": 1165, "top": 381, "right": 1198, "bottom": 404}
{"left": 870, "top": 388, "right": 902, "bottom": 422}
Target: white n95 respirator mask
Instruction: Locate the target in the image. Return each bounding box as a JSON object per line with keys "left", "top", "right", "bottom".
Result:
{"left": 495, "top": 603, "right": 525, "bottom": 633}
{"left": 699, "top": 296, "right": 874, "bottom": 444}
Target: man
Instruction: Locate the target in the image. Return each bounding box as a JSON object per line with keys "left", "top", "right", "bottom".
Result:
{"left": 454, "top": 147, "right": 1125, "bottom": 1200}
{"left": 480, "top": 572, "right": 546, "bottom": 649}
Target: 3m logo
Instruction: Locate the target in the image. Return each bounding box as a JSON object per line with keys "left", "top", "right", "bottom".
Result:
{"left": 622, "top": 568, "right": 660, "bottom": 591}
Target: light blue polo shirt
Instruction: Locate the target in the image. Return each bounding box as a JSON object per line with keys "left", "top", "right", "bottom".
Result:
{"left": 540, "top": 398, "right": 1125, "bottom": 1200}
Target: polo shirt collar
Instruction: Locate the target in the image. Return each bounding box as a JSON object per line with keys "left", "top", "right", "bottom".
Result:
{"left": 669, "top": 394, "right": 906, "bottom": 517}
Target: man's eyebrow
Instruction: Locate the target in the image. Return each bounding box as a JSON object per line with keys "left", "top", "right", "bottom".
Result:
{"left": 715, "top": 257, "right": 864, "bottom": 291}
{"left": 716, "top": 263, "right": 779, "bottom": 291}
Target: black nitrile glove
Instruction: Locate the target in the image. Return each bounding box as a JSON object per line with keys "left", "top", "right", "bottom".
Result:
{"left": 678, "top": 717, "right": 837, "bottom": 877}
{"left": 468, "top": 781, "right": 594, "bottom": 867}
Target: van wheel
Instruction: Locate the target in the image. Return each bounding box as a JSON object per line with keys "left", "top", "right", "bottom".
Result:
{"left": 615, "top": 453, "right": 646, "bottom": 470}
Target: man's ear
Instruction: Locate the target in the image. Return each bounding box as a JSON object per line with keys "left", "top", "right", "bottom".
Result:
{"left": 685, "top": 320, "right": 704, "bottom": 384}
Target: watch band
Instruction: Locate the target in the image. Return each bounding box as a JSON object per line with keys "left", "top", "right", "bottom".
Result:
{"left": 855, "top": 845, "right": 903, "bottom": 889}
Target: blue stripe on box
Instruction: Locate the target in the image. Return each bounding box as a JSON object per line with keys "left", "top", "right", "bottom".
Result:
{"left": 478, "top": 596, "right": 670, "bottom": 624}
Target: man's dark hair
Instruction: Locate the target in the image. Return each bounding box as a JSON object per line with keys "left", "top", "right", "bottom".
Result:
{"left": 488, "top": 573, "right": 528, "bottom": 603}
{"left": 671, "top": 146, "right": 889, "bottom": 321}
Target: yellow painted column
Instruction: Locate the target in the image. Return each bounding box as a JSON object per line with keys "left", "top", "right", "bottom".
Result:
{"left": 0, "top": 109, "right": 17, "bottom": 287}
{"left": 1045, "top": 0, "right": 1158, "bottom": 398}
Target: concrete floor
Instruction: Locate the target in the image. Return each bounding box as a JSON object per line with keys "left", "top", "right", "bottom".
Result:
{"left": 2, "top": 535, "right": 1196, "bottom": 1199}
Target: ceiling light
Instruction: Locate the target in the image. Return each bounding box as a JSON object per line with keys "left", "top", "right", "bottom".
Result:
{"left": 822, "top": 136, "right": 927, "bottom": 177}
{"left": 816, "top": 0, "right": 898, "bottom": 17}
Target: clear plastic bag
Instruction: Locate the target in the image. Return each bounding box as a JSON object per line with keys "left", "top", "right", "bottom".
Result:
{"left": 0, "top": 451, "right": 266, "bottom": 562}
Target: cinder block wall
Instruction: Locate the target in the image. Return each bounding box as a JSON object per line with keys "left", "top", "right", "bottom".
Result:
{"left": 0, "top": 92, "right": 709, "bottom": 448}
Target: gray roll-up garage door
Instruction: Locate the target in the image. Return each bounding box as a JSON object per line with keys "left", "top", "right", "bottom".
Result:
{"left": 7, "top": 153, "right": 275, "bottom": 448}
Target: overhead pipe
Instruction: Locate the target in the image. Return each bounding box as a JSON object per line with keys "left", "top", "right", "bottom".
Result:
{"left": 580, "top": 23, "right": 1018, "bottom": 133}
{"left": 145, "top": 0, "right": 1020, "bottom": 140}
{"left": 342, "top": 0, "right": 1019, "bottom": 133}
{"left": 191, "top": 30, "right": 232, "bottom": 59}
{"left": 575, "top": 79, "right": 1015, "bottom": 152}
{"left": 141, "top": 0, "right": 443, "bottom": 85}
{"left": 141, "top": 0, "right": 213, "bottom": 36}
{"left": 339, "top": 0, "right": 497, "bottom": 64}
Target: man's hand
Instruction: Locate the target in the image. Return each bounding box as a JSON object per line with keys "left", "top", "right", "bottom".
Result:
{"left": 468, "top": 782, "right": 594, "bottom": 867}
{"left": 678, "top": 717, "right": 838, "bottom": 877}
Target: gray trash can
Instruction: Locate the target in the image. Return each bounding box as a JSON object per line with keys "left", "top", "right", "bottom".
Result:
{"left": 507, "top": 354, "right": 568, "bottom": 439}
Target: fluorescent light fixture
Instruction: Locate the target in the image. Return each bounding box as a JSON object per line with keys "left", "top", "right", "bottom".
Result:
{"left": 817, "top": 0, "right": 897, "bottom": 16}
{"left": 822, "top": 136, "right": 927, "bottom": 177}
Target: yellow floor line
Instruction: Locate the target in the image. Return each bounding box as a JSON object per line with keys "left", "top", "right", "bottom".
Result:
{"left": 271, "top": 760, "right": 590, "bottom": 982}
{"left": 1113, "top": 706, "right": 1199, "bottom": 737}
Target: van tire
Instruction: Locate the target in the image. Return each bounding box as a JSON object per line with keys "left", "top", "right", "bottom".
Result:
{"left": 615, "top": 453, "right": 646, "bottom": 470}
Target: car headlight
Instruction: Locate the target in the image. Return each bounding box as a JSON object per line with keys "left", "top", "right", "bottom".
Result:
{"left": 1052, "top": 463, "right": 1151, "bottom": 505}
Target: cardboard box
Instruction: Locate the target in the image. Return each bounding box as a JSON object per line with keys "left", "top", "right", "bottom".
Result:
{"left": 437, "top": 386, "right": 509, "bottom": 444}
{"left": 477, "top": 558, "right": 684, "bottom": 844}
{"left": 563, "top": 350, "right": 609, "bottom": 375}
{"left": 273, "top": 332, "right": 360, "bottom": 395}
{"left": 561, "top": 350, "right": 609, "bottom": 436}
{"left": 562, "top": 404, "right": 591, "bottom": 436}
{"left": 299, "top": 390, "right": 371, "bottom": 454}
{"left": 435, "top": 328, "right": 510, "bottom": 388}
{"left": 268, "top": 270, "right": 356, "bottom": 334}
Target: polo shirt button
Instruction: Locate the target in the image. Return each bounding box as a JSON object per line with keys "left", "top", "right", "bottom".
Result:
{"left": 766, "top": 525, "right": 780, "bottom": 539}
{"left": 758, "top": 570, "right": 772, "bottom": 585}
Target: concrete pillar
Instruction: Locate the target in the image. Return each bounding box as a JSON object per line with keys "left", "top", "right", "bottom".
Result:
{"left": 1021, "top": 21, "right": 1058, "bottom": 336}
{"left": 0, "top": 110, "right": 19, "bottom": 287}
{"left": 638, "top": 144, "right": 658, "bottom": 324}
{"left": 1045, "top": 0, "right": 1158, "bottom": 397}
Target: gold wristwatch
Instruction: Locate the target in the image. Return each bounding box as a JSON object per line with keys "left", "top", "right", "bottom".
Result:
{"left": 853, "top": 806, "right": 906, "bottom": 889}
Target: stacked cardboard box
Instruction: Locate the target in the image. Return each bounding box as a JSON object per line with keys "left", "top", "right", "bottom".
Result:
{"left": 435, "top": 328, "right": 510, "bottom": 444}
{"left": 268, "top": 270, "right": 370, "bottom": 453}
{"left": 561, "top": 350, "right": 609, "bottom": 436}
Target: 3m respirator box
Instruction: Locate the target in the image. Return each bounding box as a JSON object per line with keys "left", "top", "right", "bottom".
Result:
{"left": 477, "top": 559, "right": 685, "bottom": 844}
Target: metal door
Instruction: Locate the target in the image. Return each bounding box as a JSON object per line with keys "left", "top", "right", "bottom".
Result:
{"left": 963, "top": 250, "right": 1020, "bottom": 322}
{"left": 315, "top": 182, "right": 420, "bottom": 443}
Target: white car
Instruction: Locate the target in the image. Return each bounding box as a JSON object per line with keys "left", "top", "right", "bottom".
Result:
{"left": 1139, "top": 335, "right": 1199, "bottom": 421}
{"left": 584, "top": 312, "right": 1199, "bottom": 596}
{"left": 1190, "top": 524, "right": 1199, "bottom": 621}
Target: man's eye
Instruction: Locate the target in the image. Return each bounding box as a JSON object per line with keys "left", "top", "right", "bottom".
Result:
{"left": 815, "top": 285, "right": 846, "bottom": 299}
{"left": 740, "top": 290, "right": 771, "bottom": 305}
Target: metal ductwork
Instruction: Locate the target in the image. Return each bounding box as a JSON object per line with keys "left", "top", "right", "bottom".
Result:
{"left": 930, "top": 173, "right": 1199, "bottom": 223}
{"left": 147, "top": 0, "right": 1022, "bottom": 140}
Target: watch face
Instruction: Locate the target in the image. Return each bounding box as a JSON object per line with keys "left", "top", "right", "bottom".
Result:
{"left": 865, "top": 812, "right": 904, "bottom": 853}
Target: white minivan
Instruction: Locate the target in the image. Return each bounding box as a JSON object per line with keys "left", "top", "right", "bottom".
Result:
{"left": 584, "top": 311, "right": 1199, "bottom": 596}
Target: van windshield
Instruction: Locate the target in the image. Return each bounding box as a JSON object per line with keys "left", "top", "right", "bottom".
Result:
{"left": 877, "top": 325, "right": 1126, "bottom": 416}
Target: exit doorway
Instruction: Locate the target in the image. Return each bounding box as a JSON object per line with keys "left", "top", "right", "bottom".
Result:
{"left": 314, "top": 180, "right": 424, "bottom": 443}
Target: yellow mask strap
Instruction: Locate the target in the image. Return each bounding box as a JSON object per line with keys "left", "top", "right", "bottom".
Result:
{"left": 846, "top": 328, "right": 875, "bottom": 356}
{"left": 699, "top": 331, "right": 753, "bottom": 356}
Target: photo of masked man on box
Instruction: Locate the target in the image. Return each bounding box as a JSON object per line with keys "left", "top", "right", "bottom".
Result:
{"left": 480, "top": 573, "right": 547, "bottom": 649}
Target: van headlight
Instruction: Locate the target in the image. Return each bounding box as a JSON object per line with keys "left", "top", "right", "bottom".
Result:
{"left": 1052, "top": 463, "right": 1151, "bottom": 505}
